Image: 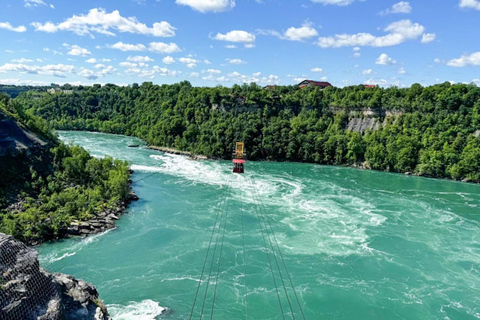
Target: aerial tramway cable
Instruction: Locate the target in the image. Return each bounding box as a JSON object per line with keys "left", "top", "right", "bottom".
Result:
{"left": 200, "top": 181, "right": 231, "bottom": 319}
{"left": 251, "top": 180, "right": 307, "bottom": 320}
{"left": 248, "top": 178, "right": 287, "bottom": 320}
{"left": 189, "top": 180, "right": 231, "bottom": 320}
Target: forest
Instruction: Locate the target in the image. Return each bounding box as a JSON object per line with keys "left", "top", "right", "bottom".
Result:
{"left": 0, "top": 94, "right": 131, "bottom": 244}
{"left": 13, "top": 81, "right": 480, "bottom": 183}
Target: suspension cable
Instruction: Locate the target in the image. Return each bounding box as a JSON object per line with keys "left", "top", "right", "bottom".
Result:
{"left": 242, "top": 193, "right": 249, "bottom": 320}
{"left": 209, "top": 184, "right": 231, "bottom": 320}
{"left": 251, "top": 179, "right": 307, "bottom": 320}
{"left": 199, "top": 181, "right": 231, "bottom": 319}
{"left": 250, "top": 178, "right": 296, "bottom": 320}
{"left": 189, "top": 180, "right": 230, "bottom": 320}
{"left": 248, "top": 177, "right": 286, "bottom": 320}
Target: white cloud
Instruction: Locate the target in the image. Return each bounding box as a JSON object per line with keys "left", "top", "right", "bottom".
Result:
{"left": 398, "top": 67, "right": 406, "bottom": 74}
{"left": 78, "top": 69, "right": 97, "bottom": 80}
{"left": 85, "top": 58, "right": 97, "bottom": 63}
{"left": 24, "top": 0, "right": 54, "bottom": 8}
{"left": 317, "top": 20, "right": 425, "bottom": 48}
{"left": 0, "top": 63, "right": 75, "bottom": 77}
{"left": 204, "top": 59, "right": 211, "bottom": 64}
{"left": 203, "top": 69, "right": 221, "bottom": 74}
{"left": 31, "top": 8, "right": 176, "bottom": 38}
{"left": 362, "top": 69, "right": 373, "bottom": 75}
{"left": 67, "top": 45, "right": 91, "bottom": 56}
{"left": 109, "top": 42, "right": 147, "bottom": 52}
{"left": 283, "top": 25, "right": 318, "bottom": 41}
{"left": 0, "top": 78, "right": 50, "bottom": 86}
{"left": 447, "top": 52, "right": 480, "bottom": 67}
{"left": 124, "top": 65, "right": 179, "bottom": 78}
{"left": 127, "top": 55, "right": 154, "bottom": 62}
{"left": 376, "top": 53, "right": 397, "bottom": 65}
{"left": 227, "top": 58, "right": 246, "bottom": 64}
{"left": 149, "top": 42, "right": 181, "bottom": 54}
{"left": 178, "top": 57, "right": 198, "bottom": 68}
{"left": 311, "top": 67, "right": 324, "bottom": 72}
{"left": 379, "top": 1, "right": 412, "bottom": 15}
{"left": 460, "top": 0, "right": 480, "bottom": 10}
{"left": 225, "top": 44, "right": 237, "bottom": 49}
{"left": 11, "top": 58, "right": 34, "bottom": 63}
{"left": 0, "top": 22, "right": 27, "bottom": 33}
{"left": 163, "top": 56, "right": 175, "bottom": 64}
{"left": 421, "top": 33, "right": 436, "bottom": 43}
{"left": 176, "top": 0, "right": 235, "bottom": 12}
{"left": 213, "top": 30, "right": 255, "bottom": 47}
{"left": 310, "top": 0, "right": 355, "bottom": 6}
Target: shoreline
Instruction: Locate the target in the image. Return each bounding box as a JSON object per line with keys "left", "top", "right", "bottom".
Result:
{"left": 27, "top": 172, "right": 139, "bottom": 247}
{"left": 147, "top": 145, "right": 208, "bottom": 160}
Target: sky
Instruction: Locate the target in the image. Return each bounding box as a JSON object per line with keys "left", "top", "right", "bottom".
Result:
{"left": 0, "top": 0, "right": 479, "bottom": 88}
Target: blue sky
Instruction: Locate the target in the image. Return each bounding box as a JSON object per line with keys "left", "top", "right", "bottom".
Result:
{"left": 0, "top": 0, "right": 479, "bottom": 87}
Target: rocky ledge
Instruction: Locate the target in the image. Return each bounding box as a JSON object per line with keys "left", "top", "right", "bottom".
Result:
{"left": 62, "top": 189, "right": 139, "bottom": 239}
{"left": 0, "top": 233, "right": 111, "bottom": 320}
{"left": 148, "top": 146, "right": 208, "bottom": 160}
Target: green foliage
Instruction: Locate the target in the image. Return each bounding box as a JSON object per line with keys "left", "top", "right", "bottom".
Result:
{"left": 13, "top": 81, "right": 480, "bottom": 183}
{"left": 0, "top": 99, "right": 130, "bottom": 244}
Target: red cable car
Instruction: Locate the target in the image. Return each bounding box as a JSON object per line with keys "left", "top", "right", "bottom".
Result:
{"left": 233, "top": 142, "right": 246, "bottom": 174}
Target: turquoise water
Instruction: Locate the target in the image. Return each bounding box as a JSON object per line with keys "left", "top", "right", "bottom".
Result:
{"left": 37, "top": 131, "right": 480, "bottom": 320}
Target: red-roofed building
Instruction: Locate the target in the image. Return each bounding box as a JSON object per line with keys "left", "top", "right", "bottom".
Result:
{"left": 364, "top": 85, "right": 376, "bottom": 89}
{"left": 298, "top": 80, "right": 332, "bottom": 89}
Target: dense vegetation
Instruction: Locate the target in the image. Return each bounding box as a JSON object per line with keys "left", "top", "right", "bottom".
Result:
{"left": 0, "top": 94, "right": 130, "bottom": 244}
{"left": 15, "top": 81, "right": 480, "bottom": 182}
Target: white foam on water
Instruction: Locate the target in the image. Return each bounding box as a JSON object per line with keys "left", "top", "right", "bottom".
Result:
{"left": 39, "top": 229, "right": 114, "bottom": 265}
{"left": 107, "top": 300, "right": 167, "bottom": 320}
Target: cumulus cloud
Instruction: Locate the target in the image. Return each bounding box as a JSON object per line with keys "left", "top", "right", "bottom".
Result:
{"left": 11, "top": 58, "right": 34, "bottom": 63}
{"left": 0, "top": 22, "right": 27, "bottom": 33}
{"left": 311, "top": 67, "right": 323, "bottom": 72}
{"left": 257, "top": 23, "right": 319, "bottom": 42}
{"left": 362, "top": 69, "right": 373, "bottom": 75}
{"left": 176, "top": 0, "right": 235, "bottom": 12}
{"left": 163, "top": 56, "right": 175, "bottom": 64}
{"left": 203, "top": 69, "right": 221, "bottom": 74}
{"left": 398, "top": 67, "right": 406, "bottom": 74}
{"left": 127, "top": 55, "right": 154, "bottom": 63}
{"left": 421, "top": 33, "right": 436, "bottom": 43}
{"left": 149, "top": 42, "right": 181, "bottom": 54}
{"left": 317, "top": 19, "right": 425, "bottom": 48}
{"left": 67, "top": 45, "right": 91, "bottom": 56}
{"left": 213, "top": 30, "right": 255, "bottom": 47}
{"left": 31, "top": 8, "right": 176, "bottom": 38}
{"left": 460, "top": 0, "right": 480, "bottom": 10}
{"left": 227, "top": 58, "right": 246, "bottom": 64}
{"left": 0, "top": 63, "right": 75, "bottom": 77}
{"left": 447, "top": 52, "right": 480, "bottom": 67}
{"left": 379, "top": 1, "right": 412, "bottom": 15}
{"left": 109, "top": 42, "right": 147, "bottom": 52}
{"left": 85, "top": 58, "right": 97, "bottom": 63}
{"left": 178, "top": 57, "right": 198, "bottom": 68}
{"left": 376, "top": 53, "right": 397, "bottom": 65}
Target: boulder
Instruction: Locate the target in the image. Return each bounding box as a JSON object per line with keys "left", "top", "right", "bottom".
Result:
{"left": 0, "top": 233, "right": 111, "bottom": 320}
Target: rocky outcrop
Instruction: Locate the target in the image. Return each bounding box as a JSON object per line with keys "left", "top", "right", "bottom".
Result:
{"left": 148, "top": 146, "right": 208, "bottom": 160}
{"left": 346, "top": 117, "right": 381, "bottom": 134}
{"left": 0, "top": 233, "right": 110, "bottom": 320}
{"left": 475, "top": 130, "right": 480, "bottom": 139}
{"left": 0, "top": 110, "right": 49, "bottom": 156}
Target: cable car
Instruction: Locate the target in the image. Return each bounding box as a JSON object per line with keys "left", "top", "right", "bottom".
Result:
{"left": 233, "top": 142, "right": 246, "bottom": 174}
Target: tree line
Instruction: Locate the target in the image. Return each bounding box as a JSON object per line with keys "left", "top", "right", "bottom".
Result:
{"left": 14, "top": 81, "right": 480, "bottom": 183}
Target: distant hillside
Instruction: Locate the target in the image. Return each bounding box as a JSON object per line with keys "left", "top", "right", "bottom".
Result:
{"left": 13, "top": 81, "right": 480, "bottom": 182}
{"left": 0, "top": 94, "right": 131, "bottom": 245}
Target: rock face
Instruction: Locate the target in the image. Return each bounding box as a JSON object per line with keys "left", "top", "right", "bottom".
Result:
{"left": 0, "top": 233, "right": 110, "bottom": 320}
{"left": 346, "top": 117, "right": 381, "bottom": 134}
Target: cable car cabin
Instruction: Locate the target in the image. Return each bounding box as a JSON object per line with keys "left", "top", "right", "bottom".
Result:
{"left": 233, "top": 142, "right": 246, "bottom": 174}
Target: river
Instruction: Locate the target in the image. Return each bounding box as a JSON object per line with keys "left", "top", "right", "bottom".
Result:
{"left": 37, "top": 131, "right": 480, "bottom": 320}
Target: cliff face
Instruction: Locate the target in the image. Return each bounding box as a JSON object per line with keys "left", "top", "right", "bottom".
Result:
{"left": 0, "top": 110, "right": 49, "bottom": 157}
{"left": 0, "top": 233, "right": 111, "bottom": 320}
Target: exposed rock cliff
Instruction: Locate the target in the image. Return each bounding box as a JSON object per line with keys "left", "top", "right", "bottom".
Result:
{"left": 0, "top": 233, "right": 110, "bottom": 320}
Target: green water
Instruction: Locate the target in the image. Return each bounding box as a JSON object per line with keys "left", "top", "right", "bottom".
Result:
{"left": 37, "top": 131, "right": 480, "bottom": 320}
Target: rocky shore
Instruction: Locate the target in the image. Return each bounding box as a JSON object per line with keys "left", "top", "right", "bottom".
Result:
{"left": 62, "top": 187, "right": 139, "bottom": 240}
{"left": 148, "top": 145, "right": 208, "bottom": 160}
{"left": 0, "top": 233, "right": 111, "bottom": 320}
